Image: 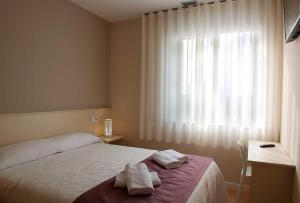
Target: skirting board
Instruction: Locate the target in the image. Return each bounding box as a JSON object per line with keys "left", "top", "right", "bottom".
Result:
{"left": 225, "top": 181, "right": 250, "bottom": 192}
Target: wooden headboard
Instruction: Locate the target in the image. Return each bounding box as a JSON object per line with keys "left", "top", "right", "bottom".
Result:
{"left": 0, "top": 108, "right": 111, "bottom": 146}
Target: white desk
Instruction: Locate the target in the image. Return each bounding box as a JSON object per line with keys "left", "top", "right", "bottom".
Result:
{"left": 248, "top": 140, "right": 295, "bottom": 203}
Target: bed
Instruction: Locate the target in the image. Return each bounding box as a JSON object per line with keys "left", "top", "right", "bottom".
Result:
{"left": 0, "top": 133, "right": 228, "bottom": 203}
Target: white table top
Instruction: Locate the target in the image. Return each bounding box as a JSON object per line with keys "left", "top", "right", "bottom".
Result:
{"left": 248, "top": 140, "right": 295, "bottom": 168}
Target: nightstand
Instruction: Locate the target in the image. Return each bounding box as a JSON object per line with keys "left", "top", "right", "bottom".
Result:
{"left": 99, "top": 135, "right": 124, "bottom": 144}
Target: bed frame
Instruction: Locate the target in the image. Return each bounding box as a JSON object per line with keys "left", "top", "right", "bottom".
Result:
{"left": 0, "top": 108, "right": 111, "bottom": 146}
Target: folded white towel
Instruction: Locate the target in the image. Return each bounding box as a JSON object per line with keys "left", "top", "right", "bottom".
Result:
{"left": 115, "top": 171, "right": 161, "bottom": 188}
{"left": 125, "top": 163, "right": 154, "bottom": 195}
{"left": 152, "top": 151, "right": 180, "bottom": 169}
{"left": 165, "top": 149, "right": 188, "bottom": 163}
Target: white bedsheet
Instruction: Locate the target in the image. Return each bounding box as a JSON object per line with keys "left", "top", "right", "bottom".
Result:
{"left": 0, "top": 143, "right": 228, "bottom": 203}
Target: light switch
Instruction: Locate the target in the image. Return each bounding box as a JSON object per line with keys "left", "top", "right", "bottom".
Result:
{"left": 90, "top": 115, "right": 99, "bottom": 123}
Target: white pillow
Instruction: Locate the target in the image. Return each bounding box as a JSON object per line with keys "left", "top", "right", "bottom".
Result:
{"left": 0, "top": 138, "right": 57, "bottom": 171}
{"left": 0, "top": 132, "right": 102, "bottom": 171}
{"left": 51, "top": 132, "right": 102, "bottom": 153}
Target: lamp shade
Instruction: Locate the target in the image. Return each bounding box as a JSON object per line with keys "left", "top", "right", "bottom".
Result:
{"left": 104, "top": 119, "right": 112, "bottom": 137}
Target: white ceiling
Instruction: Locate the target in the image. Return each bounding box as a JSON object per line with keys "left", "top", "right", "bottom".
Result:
{"left": 69, "top": 0, "right": 188, "bottom": 22}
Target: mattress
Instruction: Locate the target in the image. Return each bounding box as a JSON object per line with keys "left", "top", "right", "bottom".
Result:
{"left": 0, "top": 143, "right": 228, "bottom": 203}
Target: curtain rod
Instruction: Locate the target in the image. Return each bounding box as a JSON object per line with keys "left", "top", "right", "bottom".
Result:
{"left": 144, "top": 0, "right": 236, "bottom": 15}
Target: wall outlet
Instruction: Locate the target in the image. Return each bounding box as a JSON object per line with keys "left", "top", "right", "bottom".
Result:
{"left": 90, "top": 115, "right": 99, "bottom": 123}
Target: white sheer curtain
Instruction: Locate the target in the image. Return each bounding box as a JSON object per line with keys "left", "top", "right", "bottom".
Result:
{"left": 140, "top": 0, "right": 282, "bottom": 148}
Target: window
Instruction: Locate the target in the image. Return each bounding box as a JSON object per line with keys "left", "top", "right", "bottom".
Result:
{"left": 180, "top": 32, "right": 264, "bottom": 128}
{"left": 140, "top": 0, "right": 282, "bottom": 145}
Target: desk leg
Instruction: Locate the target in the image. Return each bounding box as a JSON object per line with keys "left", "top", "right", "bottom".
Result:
{"left": 250, "top": 163, "right": 294, "bottom": 203}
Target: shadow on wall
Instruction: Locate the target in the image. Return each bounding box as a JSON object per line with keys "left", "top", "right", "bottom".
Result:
{"left": 289, "top": 89, "right": 300, "bottom": 203}
{"left": 284, "top": 91, "right": 300, "bottom": 203}
{"left": 281, "top": 38, "right": 300, "bottom": 203}
{"left": 290, "top": 93, "right": 300, "bottom": 203}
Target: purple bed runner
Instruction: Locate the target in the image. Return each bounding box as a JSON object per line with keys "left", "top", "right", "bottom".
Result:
{"left": 74, "top": 154, "right": 213, "bottom": 203}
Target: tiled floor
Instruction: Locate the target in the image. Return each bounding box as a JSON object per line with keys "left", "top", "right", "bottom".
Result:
{"left": 227, "top": 187, "right": 250, "bottom": 203}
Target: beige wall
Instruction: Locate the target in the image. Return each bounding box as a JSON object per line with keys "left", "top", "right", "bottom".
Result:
{"left": 110, "top": 19, "right": 142, "bottom": 143}
{"left": 281, "top": 37, "right": 300, "bottom": 203}
{"left": 0, "top": 0, "right": 111, "bottom": 114}
{"left": 110, "top": 18, "right": 242, "bottom": 183}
